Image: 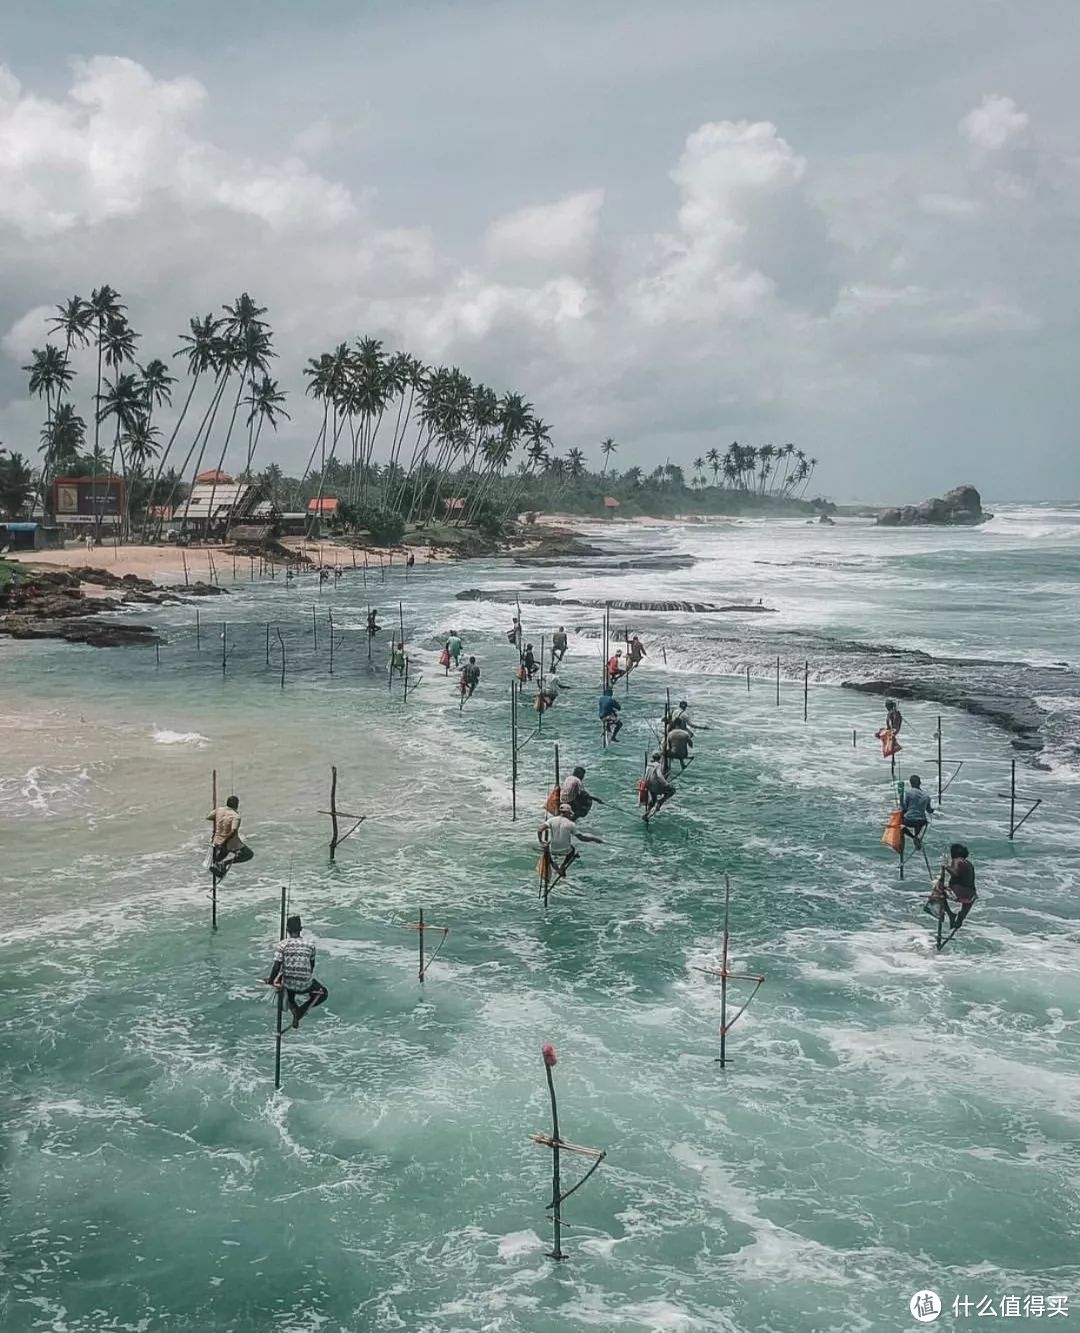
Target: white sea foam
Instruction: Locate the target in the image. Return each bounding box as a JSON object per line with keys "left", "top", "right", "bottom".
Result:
{"left": 151, "top": 727, "right": 210, "bottom": 746}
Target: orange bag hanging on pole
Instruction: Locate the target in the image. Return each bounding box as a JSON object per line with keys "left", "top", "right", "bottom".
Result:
{"left": 881, "top": 809, "right": 904, "bottom": 853}
{"left": 876, "top": 727, "right": 902, "bottom": 758}
{"left": 439, "top": 648, "right": 450, "bottom": 667}
{"left": 544, "top": 786, "right": 561, "bottom": 815}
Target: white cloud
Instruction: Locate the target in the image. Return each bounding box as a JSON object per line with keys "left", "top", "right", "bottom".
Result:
{"left": 0, "top": 56, "right": 356, "bottom": 236}
{"left": 960, "top": 94, "right": 1029, "bottom": 154}
{"left": 485, "top": 190, "right": 604, "bottom": 267}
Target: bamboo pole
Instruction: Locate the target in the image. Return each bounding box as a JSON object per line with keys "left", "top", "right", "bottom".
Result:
{"left": 265, "top": 623, "right": 271, "bottom": 667}
{"left": 803, "top": 660, "right": 809, "bottom": 722}
{"left": 274, "top": 885, "right": 287, "bottom": 1089}
{"left": 221, "top": 623, "right": 227, "bottom": 677}
{"left": 418, "top": 906, "right": 425, "bottom": 981}
{"left": 329, "top": 765, "right": 340, "bottom": 861}
{"left": 1009, "top": 759, "right": 1016, "bottom": 839}
{"left": 328, "top": 610, "right": 335, "bottom": 676}
{"left": 543, "top": 1049, "right": 566, "bottom": 1261}
{"left": 775, "top": 655, "right": 780, "bottom": 706}
{"left": 511, "top": 681, "right": 518, "bottom": 822}
{"left": 277, "top": 629, "right": 286, "bottom": 688}
{"left": 195, "top": 607, "right": 201, "bottom": 650}
{"left": 746, "top": 664, "right": 751, "bottom": 693}
{"left": 210, "top": 769, "right": 218, "bottom": 932}
{"left": 928, "top": 719, "right": 938, "bottom": 799}
{"left": 719, "top": 876, "right": 730, "bottom": 1067}
{"left": 311, "top": 604, "right": 318, "bottom": 650}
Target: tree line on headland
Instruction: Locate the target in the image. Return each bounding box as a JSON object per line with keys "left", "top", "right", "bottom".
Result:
{"left": 1, "top": 289, "right": 826, "bottom": 539}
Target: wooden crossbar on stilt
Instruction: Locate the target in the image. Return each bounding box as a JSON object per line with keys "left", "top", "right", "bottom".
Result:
{"left": 530, "top": 1045, "right": 606, "bottom": 1261}
{"left": 404, "top": 907, "right": 451, "bottom": 982}
{"left": 320, "top": 765, "right": 365, "bottom": 861}
{"left": 999, "top": 758, "right": 1042, "bottom": 839}
{"left": 691, "top": 876, "right": 765, "bottom": 1066}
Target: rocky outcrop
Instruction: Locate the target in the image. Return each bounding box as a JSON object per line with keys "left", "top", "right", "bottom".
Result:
{"left": 454, "top": 588, "right": 775, "bottom": 614}
{"left": 877, "top": 485, "right": 990, "bottom": 527}
{"left": 0, "top": 563, "right": 222, "bottom": 648}
{"left": 514, "top": 554, "right": 696, "bottom": 571}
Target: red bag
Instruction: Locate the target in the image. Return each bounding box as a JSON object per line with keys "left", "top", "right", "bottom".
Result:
{"left": 439, "top": 648, "right": 450, "bottom": 667}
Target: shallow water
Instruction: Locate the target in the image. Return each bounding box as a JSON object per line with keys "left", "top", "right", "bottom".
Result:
{"left": 2, "top": 506, "right": 1079, "bottom": 1332}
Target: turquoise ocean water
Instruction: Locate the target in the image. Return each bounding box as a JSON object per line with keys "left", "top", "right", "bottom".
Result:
{"left": 2, "top": 506, "right": 1080, "bottom": 1332}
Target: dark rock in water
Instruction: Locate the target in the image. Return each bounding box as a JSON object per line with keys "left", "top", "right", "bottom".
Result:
{"left": 843, "top": 678, "right": 1045, "bottom": 751}
{"left": 514, "top": 553, "right": 696, "bottom": 571}
{"left": 182, "top": 581, "right": 226, "bottom": 596}
{"left": 3, "top": 616, "right": 161, "bottom": 648}
{"left": 454, "top": 588, "right": 775, "bottom": 613}
{"left": 877, "top": 484, "right": 990, "bottom": 527}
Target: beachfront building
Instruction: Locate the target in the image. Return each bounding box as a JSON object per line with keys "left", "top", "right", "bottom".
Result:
{"left": 178, "top": 472, "right": 263, "bottom": 538}
{"left": 51, "top": 475, "right": 125, "bottom": 534}
{"left": 306, "top": 497, "right": 340, "bottom": 536}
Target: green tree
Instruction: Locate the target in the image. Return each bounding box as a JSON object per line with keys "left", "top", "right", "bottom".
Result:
{"left": 40, "top": 404, "right": 87, "bottom": 477}
{"left": 599, "top": 436, "right": 617, "bottom": 476}
{"left": 0, "top": 449, "right": 33, "bottom": 517}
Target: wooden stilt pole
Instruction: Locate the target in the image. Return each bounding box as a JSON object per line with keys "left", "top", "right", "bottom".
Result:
{"left": 181, "top": 549, "right": 190, "bottom": 587}
{"left": 746, "top": 664, "right": 751, "bottom": 692}
{"left": 719, "top": 876, "right": 730, "bottom": 1068}
{"left": 328, "top": 611, "right": 335, "bottom": 676}
{"left": 554, "top": 743, "right": 560, "bottom": 791}
{"left": 544, "top": 1049, "right": 565, "bottom": 1260}
{"left": 329, "top": 765, "right": 340, "bottom": 861}
{"left": 511, "top": 681, "right": 518, "bottom": 822}
{"left": 311, "top": 604, "right": 318, "bottom": 651}
{"left": 195, "top": 607, "right": 201, "bottom": 650}
{"left": 274, "top": 885, "right": 287, "bottom": 1089}
{"left": 265, "top": 623, "right": 271, "bottom": 667}
{"left": 277, "top": 629, "right": 286, "bottom": 688}
{"left": 1009, "top": 759, "right": 1016, "bottom": 840}
{"left": 221, "top": 623, "right": 227, "bottom": 677}
{"left": 852, "top": 729, "right": 857, "bottom": 747}
{"left": 775, "top": 656, "right": 780, "bottom": 706}
{"left": 155, "top": 642, "right": 160, "bottom": 669}
{"left": 937, "top": 717, "right": 943, "bottom": 805}
{"left": 803, "top": 660, "right": 809, "bottom": 722}
{"left": 210, "top": 769, "right": 218, "bottom": 931}
{"left": 418, "top": 906, "right": 425, "bottom": 981}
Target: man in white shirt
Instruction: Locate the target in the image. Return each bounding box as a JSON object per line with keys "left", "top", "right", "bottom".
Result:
{"left": 537, "top": 802, "right": 603, "bottom": 889}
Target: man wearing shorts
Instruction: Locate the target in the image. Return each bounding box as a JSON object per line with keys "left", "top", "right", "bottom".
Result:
{"left": 266, "top": 915, "right": 329, "bottom": 1030}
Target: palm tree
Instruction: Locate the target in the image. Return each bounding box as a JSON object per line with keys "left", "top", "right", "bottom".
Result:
{"left": 260, "top": 461, "right": 284, "bottom": 507}
{"left": 0, "top": 449, "right": 33, "bottom": 517}
{"left": 85, "top": 287, "right": 126, "bottom": 531}
{"left": 146, "top": 314, "right": 224, "bottom": 540}
{"left": 706, "top": 446, "right": 721, "bottom": 485}
{"left": 599, "top": 437, "right": 618, "bottom": 477}
{"left": 693, "top": 456, "right": 705, "bottom": 488}
{"left": 23, "top": 344, "right": 73, "bottom": 517}
{"left": 97, "top": 371, "right": 143, "bottom": 533}
{"left": 566, "top": 447, "right": 586, "bottom": 480}
{"left": 40, "top": 404, "right": 87, "bottom": 477}
{"left": 622, "top": 465, "right": 642, "bottom": 488}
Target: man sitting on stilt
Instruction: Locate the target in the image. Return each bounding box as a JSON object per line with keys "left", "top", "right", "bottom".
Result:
{"left": 206, "top": 794, "right": 254, "bottom": 880}
{"left": 265, "top": 915, "right": 329, "bottom": 1030}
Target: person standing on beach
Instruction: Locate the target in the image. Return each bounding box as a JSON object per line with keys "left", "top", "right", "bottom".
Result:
{"left": 265, "top": 915, "right": 328, "bottom": 1030}
{"left": 206, "top": 795, "right": 254, "bottom": 879}
{"left": 551, "top": 627, "right": 568, "bottom": 670}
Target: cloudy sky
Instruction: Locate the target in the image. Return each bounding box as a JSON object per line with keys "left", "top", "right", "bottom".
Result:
{"left": 1, "top": 0, "right": 1078, "bottom": 502}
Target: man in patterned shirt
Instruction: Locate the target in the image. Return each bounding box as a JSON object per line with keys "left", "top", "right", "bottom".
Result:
{"left": 265, "top": 915, "right": 329, "bottom": 1030}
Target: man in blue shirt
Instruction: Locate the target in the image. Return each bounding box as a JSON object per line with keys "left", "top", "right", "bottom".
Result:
{"left": 900, "top": 774, "right": 933, "bottom": 849}
{"left": 598, "top": 688, "right": 623, "bottom": 742}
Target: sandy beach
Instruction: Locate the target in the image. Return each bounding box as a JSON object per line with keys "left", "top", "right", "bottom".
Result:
{"left": 7, "top": 538, "right": 447, "bottom": 585}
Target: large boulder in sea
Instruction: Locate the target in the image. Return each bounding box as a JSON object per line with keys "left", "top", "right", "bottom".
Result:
{"left": 877, "top": 485, "right": 990, "bottom": 527}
